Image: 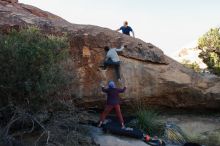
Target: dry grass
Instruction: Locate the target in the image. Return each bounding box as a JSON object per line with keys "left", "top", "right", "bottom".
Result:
{"left": 189, "top": 131, "right": 220, "bottom": 146}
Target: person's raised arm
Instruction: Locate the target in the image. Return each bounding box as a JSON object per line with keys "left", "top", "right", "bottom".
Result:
{"left": 115, "top": 45, "right": 125, "bottom": 52}
{"left": 115, "top": 28, "right": 120, "bottom": 32}
{"left": 118, "top": 87, "right": 126, "bottom": 93}
{"left": 116, "top": 26, "right": 122, "bottom": 32}
{"left": 101, "top": 85, "right": 108, "bottom": 93}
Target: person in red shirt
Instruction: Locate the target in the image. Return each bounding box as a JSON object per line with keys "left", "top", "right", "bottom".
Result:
{"left": 98, "top": 81, "right": 126, "bottom": 128}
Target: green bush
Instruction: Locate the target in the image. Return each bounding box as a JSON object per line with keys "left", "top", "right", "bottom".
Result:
{"left": 198, "top": 28, "right": 220, "bottom": 75}
{"left": 127, "top": 97, "right": 165, "bottom": 136}
{"left": 0, "top": 27, "right": 69, "bottom": 106}
{"left": 128, "top": 108, "right": 164, "bottom": 136}
{"left": 137, "top": 109, "right": 164, "bottom": 136}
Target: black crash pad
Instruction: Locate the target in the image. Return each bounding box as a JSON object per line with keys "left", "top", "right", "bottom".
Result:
{"left": 102, "top": 121, "right": 144, "bottom": 139}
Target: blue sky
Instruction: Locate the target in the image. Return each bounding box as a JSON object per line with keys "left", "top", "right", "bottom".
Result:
{"left": 19, "top": 0, "right": 220, "bottom": 57}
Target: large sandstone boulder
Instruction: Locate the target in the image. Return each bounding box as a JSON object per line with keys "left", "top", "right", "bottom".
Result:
{"left": 0, "top": 0, "right": 220, "bottom": 110}
{"left": 2, "top": 0, "right": 17, "bottom": 3}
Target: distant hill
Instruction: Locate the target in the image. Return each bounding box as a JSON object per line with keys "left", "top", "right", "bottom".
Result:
{"left": 173, "top": 47, "right": 207, "bottom": 69}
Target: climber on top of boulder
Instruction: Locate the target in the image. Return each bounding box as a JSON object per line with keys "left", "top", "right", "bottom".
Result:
{"left": 100, "top": 44, "right": 127, "bottom": 81}
{"left": 116, "top": 21, "right": 135, "bottom": 37}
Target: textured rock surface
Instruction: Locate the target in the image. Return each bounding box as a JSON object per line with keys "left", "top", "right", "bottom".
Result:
{"left": 0, "top": 0, "right": 220, "bottom": 110}
{"left": 2, "top": 0, "right": 17, "bottom": 3}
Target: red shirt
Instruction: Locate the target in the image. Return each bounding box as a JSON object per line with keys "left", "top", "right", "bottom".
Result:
{"left": 102, "top": 87, "right": 126, "bottom": 105}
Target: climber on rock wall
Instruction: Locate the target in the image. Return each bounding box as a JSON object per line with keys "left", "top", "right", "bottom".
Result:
{"left": 100, "top": 44, "right": 127, "bottom": 81}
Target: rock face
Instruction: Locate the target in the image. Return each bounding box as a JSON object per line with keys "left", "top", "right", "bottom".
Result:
{"left": 0, "top": 0, "right": 220, "bottom": 110}
{"left": 2, "top": 0, "right": 17, "bottom": 3}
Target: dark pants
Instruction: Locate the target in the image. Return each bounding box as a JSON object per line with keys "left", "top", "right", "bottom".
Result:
{"left": 100, "top": 104, "right": 124, "bottom": 124}
{"left": 104, "top": 59, "right": 121, "bottom": 79}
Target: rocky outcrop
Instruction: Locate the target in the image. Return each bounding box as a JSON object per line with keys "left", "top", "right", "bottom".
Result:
{"left": 0, "top": 0, "right": 220, "bottom": 110}
{"left": 2, "top": 0, "right": 17, "bottom": 3}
